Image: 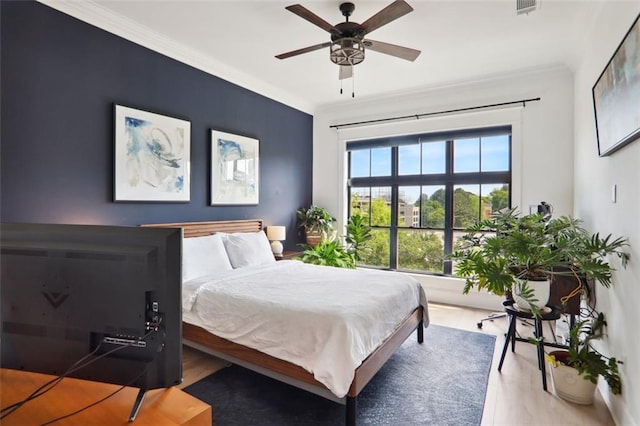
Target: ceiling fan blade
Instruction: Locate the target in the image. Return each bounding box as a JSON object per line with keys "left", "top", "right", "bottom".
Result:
{"left": 275, "top": 42, "right": 332, "bottom": 60}
{"left": 365, "top": 39, "right": 421, "bottom": 61}
{"left": 285, "top": 4, "right": 341, "bottom": 35}
{"left": 339, "top": 65, "right": 353, "bottom": 80}
{"left": 360, "top": 0, "right": 413, "bottom": 35}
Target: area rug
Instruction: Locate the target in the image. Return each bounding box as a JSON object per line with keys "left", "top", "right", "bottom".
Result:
{"left": 183, "top": 325, "right": 496, "bottom": 425}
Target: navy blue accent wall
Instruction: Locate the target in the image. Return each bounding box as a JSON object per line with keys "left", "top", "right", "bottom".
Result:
{"left": 0, "top": 1, "right": 312, "bottom": 248}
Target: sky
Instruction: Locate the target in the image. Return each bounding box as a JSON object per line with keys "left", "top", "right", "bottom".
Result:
{"left": 350, "top": 135, "right": 510, "bottom": 204}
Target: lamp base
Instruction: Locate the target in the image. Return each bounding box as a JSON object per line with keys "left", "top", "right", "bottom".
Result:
{"left": 270, "top": 240, "right": 283, "bottom": 257}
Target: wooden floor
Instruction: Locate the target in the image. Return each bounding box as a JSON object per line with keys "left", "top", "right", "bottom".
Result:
{"left": 179, "top": 303, "right": 614, "bottom": 425}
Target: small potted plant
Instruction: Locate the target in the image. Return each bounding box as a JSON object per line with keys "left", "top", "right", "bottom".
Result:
{"left": 450, "top": 208, "right": 629, "bottom": 313}
{"left": 296, "top": 205, "right": 336, "bottom": 246}
{"left": 546, "top": 312, "right": 622, "bottom": 404}
{"left": 298, "top": 213, "right": 373, "bottom": 269}
{"left": 298, "top": 238, "right": 356, "bottom": 268}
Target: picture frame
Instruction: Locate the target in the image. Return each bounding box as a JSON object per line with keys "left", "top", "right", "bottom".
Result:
{"left": 114, "top": 104, "right": 191, "bottom": 202}
{"left": 210, "top": 130, "right": 259, "bottom": 205}
{"left": 592, "top": 14, "right": 640, "bottom": 157}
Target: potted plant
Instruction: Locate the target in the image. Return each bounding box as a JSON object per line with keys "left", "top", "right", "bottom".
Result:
{"left": 298, "top": 213, "right": 373, "bottom": 269}
{"left": 298, "top": 238, "right": 356, "bottom": 268}
{"left": 296, "top": 205, "right": 336, "bottom": 246}
{"left": 546, "top": 312, "right": 622, "bottom": 404}
{"left": 450, "top": 208, "right": 629, "bottom": 313}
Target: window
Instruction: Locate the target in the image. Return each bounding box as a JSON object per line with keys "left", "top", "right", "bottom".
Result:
{"left": 347, "top": 126, "right": 511, "bottom": 275}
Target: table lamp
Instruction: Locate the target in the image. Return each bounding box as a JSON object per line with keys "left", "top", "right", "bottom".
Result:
{"left": 266, "top": 226, "right": 286, "bottom": 257}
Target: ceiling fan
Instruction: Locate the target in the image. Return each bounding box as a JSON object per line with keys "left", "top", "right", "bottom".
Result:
{"left": 275, "top": 0, "right": 421, "bottom": 81}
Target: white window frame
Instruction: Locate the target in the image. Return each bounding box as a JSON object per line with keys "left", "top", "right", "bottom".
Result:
{"left": 335, "top": 107, "right": 523, "bottom": 311}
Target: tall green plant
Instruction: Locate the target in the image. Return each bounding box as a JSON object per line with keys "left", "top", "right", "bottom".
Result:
{"left": 450, "top": 208, "right": 630, "bottom": 297}
{"left": 345, "top": 213, "right": 373, "bottom": 262}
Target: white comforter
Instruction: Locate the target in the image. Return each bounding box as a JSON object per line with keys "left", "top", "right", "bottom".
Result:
{"left": 182, "top": 260, "right": 429, "bottom": 398}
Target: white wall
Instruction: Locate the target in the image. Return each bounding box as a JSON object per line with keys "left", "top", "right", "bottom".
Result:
{"left": 313, "top": 66, "right": 575, "bottom": 310}
{"left": 573, "top": 4, "right": 640, "bottom": 425}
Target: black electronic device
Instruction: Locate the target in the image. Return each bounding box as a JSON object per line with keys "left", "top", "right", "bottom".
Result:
{"left": 537, "top": 201, "right": 553, "bottom": 220}
{"left": 0, "top": 223, "right": 183, "bottom": 421}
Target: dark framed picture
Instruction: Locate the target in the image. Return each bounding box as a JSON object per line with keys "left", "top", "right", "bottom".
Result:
{"left": 210, "top": 129, "right": 259, "bottom": 205}
{"left": 592, "top": 13, "right": 640, "bottom": 157}
{"left": 114, "top": 104, "right": 191, "bottom": 202}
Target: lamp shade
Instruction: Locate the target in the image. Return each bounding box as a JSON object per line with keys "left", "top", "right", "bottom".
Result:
{"left": 266, "top": 226, "right": 286, "bottom": 241}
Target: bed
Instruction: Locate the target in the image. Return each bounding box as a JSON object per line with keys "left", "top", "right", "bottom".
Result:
{"left": 142, "top": 219, "right": 429, "bottom": 425}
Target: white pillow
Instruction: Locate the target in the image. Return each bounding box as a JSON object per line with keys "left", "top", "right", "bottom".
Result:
{"left": 214, "top": 232, "right": 229, "bottom": 242}
{"left": 182, "top": 233, "right": 233, "bottom": 282}
{"left": 223, "top": 231, "right": 276, "bottom": 268}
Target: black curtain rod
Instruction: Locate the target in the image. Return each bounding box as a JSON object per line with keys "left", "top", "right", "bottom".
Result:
{"left": 329, "top": 97, "right": 541, "bottom": 130}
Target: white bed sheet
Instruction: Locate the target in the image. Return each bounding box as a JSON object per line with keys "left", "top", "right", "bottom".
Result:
{"left": 182, "top": 260, "right": 429, "bottom": 398}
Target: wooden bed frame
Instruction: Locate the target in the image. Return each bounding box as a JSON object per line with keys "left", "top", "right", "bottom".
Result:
{"left": 142, "top": 219, "right": 424, "bottom": 425}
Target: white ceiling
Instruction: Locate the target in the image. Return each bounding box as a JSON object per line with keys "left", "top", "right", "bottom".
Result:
{"left": 44, "top": 0, "right": 610, "bottom": 113}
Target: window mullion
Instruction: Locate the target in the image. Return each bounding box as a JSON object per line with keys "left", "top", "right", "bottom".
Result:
{"left": 443, "top": 139, "right": 454, "bottom": 275}
{"left": 389, "top": 147, "right": 399, "bottom": 270}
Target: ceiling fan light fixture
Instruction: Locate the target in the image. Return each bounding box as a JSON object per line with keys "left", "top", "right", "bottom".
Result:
{"left": 330, "top": 38, "right": 365, "bottom": 66}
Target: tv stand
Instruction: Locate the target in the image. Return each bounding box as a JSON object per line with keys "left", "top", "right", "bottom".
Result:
{"left": 0, "top": 369, "right": 211, "bottom": 425}
{"left": 129, "top": 387, "right": 147, "bottom": 422}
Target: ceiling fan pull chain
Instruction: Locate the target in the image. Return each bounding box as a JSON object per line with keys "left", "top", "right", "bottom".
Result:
{"left": 340, "top": 78, "right": 343, "bottom": 95}
{"left": 352, "top": 66, "right": 355, "bottom": 98}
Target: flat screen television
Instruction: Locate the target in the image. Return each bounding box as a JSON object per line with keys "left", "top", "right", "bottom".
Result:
{"left": 1, "top": 223, "right": 183, "bottom": 421}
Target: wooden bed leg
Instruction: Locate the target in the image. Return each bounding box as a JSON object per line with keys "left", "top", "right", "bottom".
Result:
{"left": 417, "top": 320, "right": 424, "bottom": 343}
{"left": 346, "top": 396, "right": 357, "bottom": 426}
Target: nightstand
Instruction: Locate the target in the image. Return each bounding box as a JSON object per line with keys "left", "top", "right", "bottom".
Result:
{"left": 275, "top": 250, "right": 300, "bottom": 260}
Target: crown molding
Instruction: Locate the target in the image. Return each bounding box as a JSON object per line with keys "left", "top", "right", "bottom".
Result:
{"left": 317, "top": 63, "right": 571, "bottom": 114}
{"left": 36, "top": 0, "right": 315, "bottom": 114}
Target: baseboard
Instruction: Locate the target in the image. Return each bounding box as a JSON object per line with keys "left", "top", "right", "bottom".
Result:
{"left": 408, "top": 273, "right": 504, "bottom": 311}
{"left": 598, "top": 381, "right": 634, "bottom": 426}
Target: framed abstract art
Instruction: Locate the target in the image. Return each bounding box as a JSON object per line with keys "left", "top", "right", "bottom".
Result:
{"left": 114, "top": 104, "right": 191, "bottom": 202}
{"left": 592, "top": 14, "right": 640, "bottom": 157}
{"left": 210, "top": 130, "right": 259, "bottom": 205}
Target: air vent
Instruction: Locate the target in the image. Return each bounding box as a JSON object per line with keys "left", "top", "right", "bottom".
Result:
{"left": 517, "top": 0, "right": 537, "bottom": 15}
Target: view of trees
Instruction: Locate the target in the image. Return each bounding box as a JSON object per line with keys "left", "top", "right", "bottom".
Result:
{"left": 370, "top": 198, "right": 391, "bottom": 226}
{"left": 352, "top": 184, "right": 509, "bottom": 273}
{"left": 397, "top": 231, "right": 444, "bottom": 272}
{"left": 417, "top": 192, "right": 445, "bottom": 228}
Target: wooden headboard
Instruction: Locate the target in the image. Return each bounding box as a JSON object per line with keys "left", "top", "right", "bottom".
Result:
{"left": 141, "top": 219, "right": 264, "bottom": 238}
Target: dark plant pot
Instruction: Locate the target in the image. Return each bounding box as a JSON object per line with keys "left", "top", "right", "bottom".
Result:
{"left": 550, "top": 350, "right": 571, "bottom": 364}
{"left": 549, "top": 272, "right": 582, "bottom": 315}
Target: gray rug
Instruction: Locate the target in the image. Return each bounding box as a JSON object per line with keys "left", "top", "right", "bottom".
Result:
{"left": 183, "top": 325, "right": 496, "bottom": 425}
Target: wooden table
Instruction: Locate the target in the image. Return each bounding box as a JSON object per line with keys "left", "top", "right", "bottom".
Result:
{"left": 275, "top": 250, "right": 301, "bottom": 260}
{"left": 0, "top": 369, "right": 211, "bottom": 425}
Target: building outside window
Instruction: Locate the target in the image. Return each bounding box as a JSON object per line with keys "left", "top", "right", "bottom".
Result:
{"left": 347, "top": 126, "right": 511, "bottom": 275}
